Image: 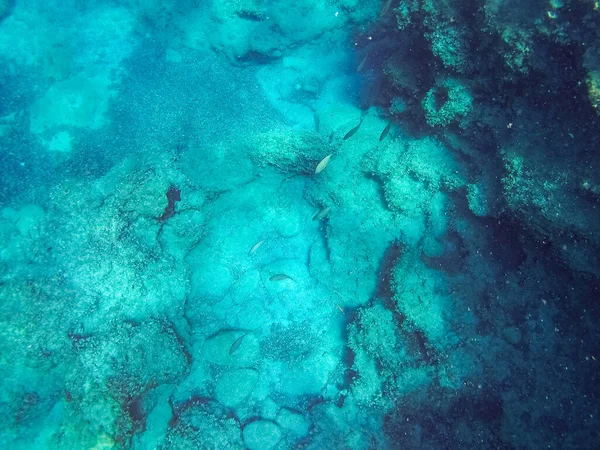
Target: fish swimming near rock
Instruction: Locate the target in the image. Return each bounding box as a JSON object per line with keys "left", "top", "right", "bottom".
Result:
{"left": 379, "top": 0, "right": 394, "bottom": 18}
{"left": 315, "top": 154, "right": 333, "bottom": 174}
{"left": 379, "top": 122, "right": 392, "bottom": 141}
{"left": 249, "top": 240, "right": 265, "bottom": 255}
{"left": 269, "top": 274, "right": 295, "bottom": 282}
{"left": 313, "top": 206, "right": 331, "bottom": 221}
{"left": 229, "top": 333, "right": 247, "bottom": 355}
{"left": 356, "top": 54, "right": 368, "bottom": 73}
{"left": 343, "top": 118, "right": 364, "bottom": 140}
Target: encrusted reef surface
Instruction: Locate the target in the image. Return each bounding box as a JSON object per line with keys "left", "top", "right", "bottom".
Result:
{"left": 0, "top": 1, "right": 599, "bottom": 449}
{"left": 370, "top": 0, "right": 600, "bottom": 275}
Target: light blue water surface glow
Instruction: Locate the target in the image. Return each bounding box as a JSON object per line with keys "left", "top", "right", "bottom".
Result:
{"left": 1, "top": 0, "right": 599, "bottom": 449}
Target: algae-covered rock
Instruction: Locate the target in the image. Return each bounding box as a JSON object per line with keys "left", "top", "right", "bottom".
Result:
{"left": 584, "top": 44, "right": 600, "bottom": 113}
{"left": 276, "top": 407, "right": 309, "bottom": 438}
{"left": 422, "top": 77, "right": 472, "bottom": 127}
{"left": 189, "top": 260, "right": 234, "bottom": 304}
{"left": 348, "top": 304, "right": 401, "bottom": 370}
{"left": 586, "top": 69, "right": 600, "bottom": 114}
{"left": 243, "top": 419, "right": 282, "bottom": 450}
{"left": 467, "top": 177, "right": 503, "bottom": 218}
{"left": 393, "top": 251, "right": 457, "bottom": 349}
{"left": 503, "top": 326, "right": 523, "bottom": 345}
{"left": 347, "top": 303, "right": 411, "bottom": 408}
{"left": 426, "top": 23, "right": 470, "bottom": 73}
{"left": 366, "top": 135, "right": 466, "bottom": 218}
{"left": 501, "top": 145, "right": 600, "bottom": 276}
{"left": 163, "top": 401, "right": 244, "bottom": 449}
{"left": 246, "top": 127, "right": 336, "bottom": 175}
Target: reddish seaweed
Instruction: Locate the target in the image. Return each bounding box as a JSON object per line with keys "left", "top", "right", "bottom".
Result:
{"left": 159, "top": 184, "right": 181, "bottom": 223}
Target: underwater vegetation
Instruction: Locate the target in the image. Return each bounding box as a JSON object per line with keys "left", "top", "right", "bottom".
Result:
{"left": 0, "top": 0, "right": 599, "bottom": 449}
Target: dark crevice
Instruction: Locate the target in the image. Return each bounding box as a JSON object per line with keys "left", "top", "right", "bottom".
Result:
{"left": 374, "top": 240, "right": 403, "bottom": 303}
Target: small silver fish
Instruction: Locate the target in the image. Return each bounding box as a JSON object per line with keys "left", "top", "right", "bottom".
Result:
{"left": 269, "top": 274, "right": 295, "bottom": 282}
{"left": 357, "top": 54, "right": 368, "bottom": 73}
{"left": 249, "top": 240, "right": 265, "bottom": 255}
{"left": 229, "top": 333, "right": 247, "bottom": 355}
{"left": 379, "top": 0, "right": 393, "bottom": 18}
{"left": 315, "top": 154, "right": 333, "bottom": 174}
{"left": 313, "top": 206, "right": 331, "bottom": 221}
{"left": 379, "top": 122, "right": 392, "bottom": 141}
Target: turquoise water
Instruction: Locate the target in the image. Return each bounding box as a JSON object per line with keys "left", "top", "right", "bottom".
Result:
{"left": 1, "top": 1, "right": 599, "bottom": 448}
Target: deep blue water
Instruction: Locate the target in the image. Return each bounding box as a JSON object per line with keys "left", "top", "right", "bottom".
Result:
{"left": 1, "top": 1, "right": 599, "bottom": 449}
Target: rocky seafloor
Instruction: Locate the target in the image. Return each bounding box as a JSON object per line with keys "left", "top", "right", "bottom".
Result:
{"left": 0, "top": 1, "right": 599, "bottom": 449}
